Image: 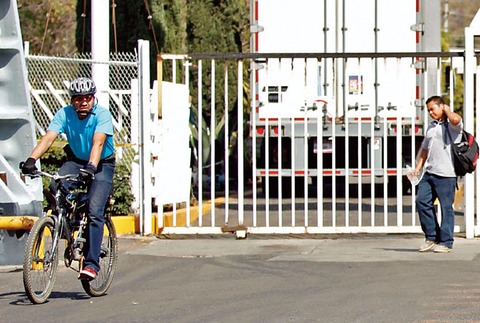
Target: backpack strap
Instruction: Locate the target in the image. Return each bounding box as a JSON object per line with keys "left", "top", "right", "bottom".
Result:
{"left": 445, "top": 121, "right": 462, "bottom": 186}
{"left": 445, "top": 121, "right": 453, "bottom": 145}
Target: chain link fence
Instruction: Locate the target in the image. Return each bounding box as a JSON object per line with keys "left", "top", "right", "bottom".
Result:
{"left": 25, "top": 52, "right": 139, "bottom": 166}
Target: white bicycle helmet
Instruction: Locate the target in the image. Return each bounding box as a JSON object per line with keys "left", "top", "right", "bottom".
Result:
{"left": 69, "top": 77, "right": 97, "bottom": 97}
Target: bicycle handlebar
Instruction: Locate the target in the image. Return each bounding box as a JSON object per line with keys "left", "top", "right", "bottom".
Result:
{"left": 22, "top": 170, "right": 82, "bottom": 183}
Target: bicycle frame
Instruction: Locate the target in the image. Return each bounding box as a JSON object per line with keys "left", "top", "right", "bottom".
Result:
{"left": 22, "top": 169, "right": 118, "bottom": 304}
{"left": 32, "top": 171, "right": 88, "bottom": 270}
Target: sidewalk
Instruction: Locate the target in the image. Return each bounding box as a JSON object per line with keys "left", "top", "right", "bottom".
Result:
{"left": 3, "top": 233, "right": 478, "bottom": 271}
{"left": 124, "top": 234, "right": 480, "bottom": 262}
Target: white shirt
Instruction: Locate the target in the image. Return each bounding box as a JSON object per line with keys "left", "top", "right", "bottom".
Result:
{"left": 421, "top": 119, "right": 462, "bottom": 177}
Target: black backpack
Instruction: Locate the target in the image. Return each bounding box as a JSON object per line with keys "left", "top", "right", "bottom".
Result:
{"left": 447, "top": 124, "right": 479, "bottom": 176}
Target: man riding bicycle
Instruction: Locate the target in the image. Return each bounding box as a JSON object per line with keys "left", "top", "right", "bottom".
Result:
{"left": 21, "top": 77, "right": 115, "bottom": 281}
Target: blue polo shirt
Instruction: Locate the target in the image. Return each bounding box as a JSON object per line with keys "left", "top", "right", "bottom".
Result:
{"left": 47, "top": 104, "right": 115, "bottom": 161}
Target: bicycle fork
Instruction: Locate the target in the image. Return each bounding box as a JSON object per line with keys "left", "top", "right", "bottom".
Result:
{"left": 47, "top": 213, "right": 65, "bottom": 267}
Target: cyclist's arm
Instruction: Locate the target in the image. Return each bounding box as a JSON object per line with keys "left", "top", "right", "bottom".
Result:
{"left": 29, "top": 130, "right": 58, "bottom": 160}
{"left": 88, "top": 132, "right": 107, "bottom": 167}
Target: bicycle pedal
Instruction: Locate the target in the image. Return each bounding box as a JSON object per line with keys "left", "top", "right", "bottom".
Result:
{"left": 100, "top": 246, "right": 109, "bottom": 258}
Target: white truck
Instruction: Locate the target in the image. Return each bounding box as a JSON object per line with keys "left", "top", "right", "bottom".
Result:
{"left": 250, "top": 0, "right": 441, "bottom": 196}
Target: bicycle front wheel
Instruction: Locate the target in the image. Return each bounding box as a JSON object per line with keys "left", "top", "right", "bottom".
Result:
{"left": 23, "top": 216, "right": 59, "bottom": 304}
{"left": 81, "top": 217, "right": 118, "bottom": 297}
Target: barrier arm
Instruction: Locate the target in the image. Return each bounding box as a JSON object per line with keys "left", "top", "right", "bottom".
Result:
{"left": 0, "top": 216, "right": 37, "bottom": 230}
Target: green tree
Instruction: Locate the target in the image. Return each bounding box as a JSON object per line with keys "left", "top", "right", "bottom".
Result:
{"left": 441, "top": 31, "right": 464, "bottom": 112}
{"left": 18, "top": 0, "right": 77, "bottom": 55}
{"left": 152, "top": 0, "right": 187, "bottom": 53}
{"left": 186, "top": 0, "right": 249, "bottom": 119}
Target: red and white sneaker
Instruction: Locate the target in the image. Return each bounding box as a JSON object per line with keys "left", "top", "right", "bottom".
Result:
{"left": 79, "top": 267, "right": 97, "bottom": 280}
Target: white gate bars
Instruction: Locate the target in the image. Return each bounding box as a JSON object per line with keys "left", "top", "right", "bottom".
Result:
{"left": 23, "top": 47, "right": 479, "bottom": 237}
{"left": 155, "top": 51, "right": 477, "bottom": 237}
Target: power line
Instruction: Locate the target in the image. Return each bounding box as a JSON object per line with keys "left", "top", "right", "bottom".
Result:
{"left": 112, "top": 0, "right": 118, "bottom": 52}
{"left": 143, "top": 0, "right": 160, "bottom": 54}
{"left": 40, "top": 3, "right": 53, "bottom": 54}
{"left": 81, "top": 0, "right": 87, "bottom": 52}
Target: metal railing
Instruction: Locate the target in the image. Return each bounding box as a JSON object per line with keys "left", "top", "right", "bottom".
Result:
{"left": 155, "top": 51, "right": 478, "bottom": 237}
{"left": 18, "top": 49, "right": 480, "bottom": 238}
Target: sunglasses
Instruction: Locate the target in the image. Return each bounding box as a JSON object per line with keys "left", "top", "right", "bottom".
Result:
{"left": 72, "top": 95, "right": 94, "bottom": 104}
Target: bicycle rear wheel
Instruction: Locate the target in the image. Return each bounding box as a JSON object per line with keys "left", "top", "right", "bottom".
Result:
{"left": 81, "top": 217, "right": 118, "bottom": 297}
{"left": 23, "top": 216, "right": 59, "bottom": 304}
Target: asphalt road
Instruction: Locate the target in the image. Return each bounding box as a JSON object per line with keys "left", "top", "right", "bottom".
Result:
{"left": 1, "top": 234, "right": 480, "bottom": 323}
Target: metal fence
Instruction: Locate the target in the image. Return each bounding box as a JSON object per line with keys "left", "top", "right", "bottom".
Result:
{"left": 25, "top": 51, "right": 138, "bottom": 166}
{"left": 155, "top": 51, "right": 479, "bottom": 238}
{"left": 22, "top": 49, "right": 480, "bottom": 238}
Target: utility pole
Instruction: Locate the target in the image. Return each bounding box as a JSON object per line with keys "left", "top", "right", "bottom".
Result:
{"left": 91, "top": 0, "right": 110, "bottom": 109}
{"left": 444, "top": 0, "right": 449, "bottom": 33}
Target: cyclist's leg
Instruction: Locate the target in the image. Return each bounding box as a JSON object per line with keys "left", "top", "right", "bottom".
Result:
{"left": 83, "top": 160, "right": 115, "bottom": 273}
{"left": 52, "top": 160, "right": 82, "bottom": 194}
{"left": 45, "top": 161, "right": 82, "bottom": 214}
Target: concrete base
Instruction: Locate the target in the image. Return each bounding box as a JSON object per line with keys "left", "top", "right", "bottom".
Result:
{"left": 0, "top": 230, "right": 28, "bottom": 265}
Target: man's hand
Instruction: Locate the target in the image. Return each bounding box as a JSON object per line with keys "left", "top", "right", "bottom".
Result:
{"left": 79, "top": 163, "right": 97, "bottom": 186}
{"left": 21, "top": 157, "right": 38, "bottom": 175}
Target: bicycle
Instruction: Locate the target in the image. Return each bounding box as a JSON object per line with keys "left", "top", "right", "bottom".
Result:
{"left": 21, "top": 169, "right": 118, "bottom": 304}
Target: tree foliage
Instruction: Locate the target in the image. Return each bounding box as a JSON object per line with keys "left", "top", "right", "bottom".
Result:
{"left": 18, "top": 0, "right": 77, "bottom": 55}
{"left": 184, "top": 0, "right": 249, "bottom": 124}
{"left": 186, "top": 0, "right": 248, "bottom": 53}
{"left": 446, "top": 0, "right": 480, "bottom": 48}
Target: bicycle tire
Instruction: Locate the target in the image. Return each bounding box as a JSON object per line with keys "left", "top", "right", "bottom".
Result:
{"left": 81, "top": 217, "right": 118, "bottom": 297}
{"left": 23, "top": 216, "right": 59, "bottom": 304}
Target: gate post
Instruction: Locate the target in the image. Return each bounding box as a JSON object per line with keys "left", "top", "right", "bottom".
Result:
{"left": 463, "top": 11, "right": 480, "bottom": 238}
{"left": 138, "top": 40, "right": 152, "bottom": 235}
{"left": 91, "top": 0, "right": 110, "bottom": 109}
{"left": 236, "top": 60, "right": 247, "bottom": 239}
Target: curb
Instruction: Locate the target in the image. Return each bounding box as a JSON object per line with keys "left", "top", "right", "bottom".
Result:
{"left": 0, "top": 198, "right": 224, "bottom": 235}
{"left": 112, "top": 198, "right": 225, "bottom": 235}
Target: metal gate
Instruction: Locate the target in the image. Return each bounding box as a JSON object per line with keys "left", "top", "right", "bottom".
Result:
{"left": 22, "top": 48, "right": 480, "bottom": 238}
{"left": 155, "top": 50, "right": 479, "bottom": 238}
